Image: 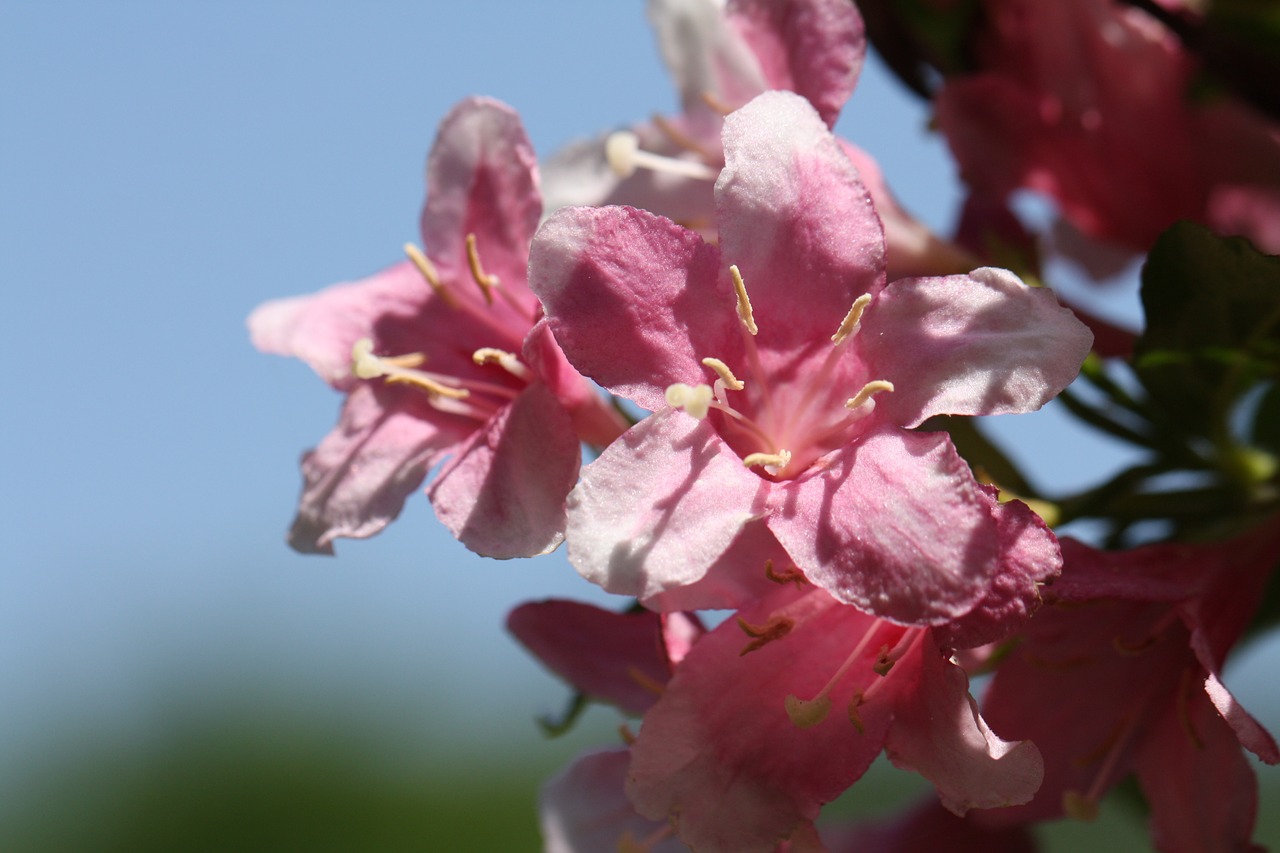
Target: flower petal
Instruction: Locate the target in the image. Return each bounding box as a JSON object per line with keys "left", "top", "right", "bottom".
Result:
{"left": 427, "top": 383, "right": 580, "bottom": 559}
{"left": 507, "top": 601, "right": 670, "bottom": 716}
{"left": 565, "top": 410, "right": 767, "bottom": 602}
{"left": 862, "top": 268, "right": 1092, "bottom": 428}
{"left": 883, "top": 632, "right": 1043, "bottom": 815}
{"left": 530, "top": 206, "right": 734, "bottom": 412}
{"left": 287, "top": 383, "right": 460, "bottom": 554}
{"left": 767, "top": 428, "right": 1000, "bottom": 625}
{"left": 419, "top": 97, "right": 542, "bottom": 299}
{"left": 717, "top": 91, "right": 885, "bottom": 347}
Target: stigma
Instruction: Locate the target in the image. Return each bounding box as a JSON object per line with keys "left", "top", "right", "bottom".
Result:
{"left": 605, "top": 130, "right": 719, "bottom": 181}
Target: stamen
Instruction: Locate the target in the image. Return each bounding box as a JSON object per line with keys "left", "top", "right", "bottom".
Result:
{"left": 604, "top": 130, "right": 719, "bottom": 181}
{"left": 845, "top": 380, "right": 895, "bottom": 411}
{"left": 743, "top": 449, "right": 791, "bottom": 471}
{"left": 831, "top": 294, "right": 873, "bottom": 345}
{"left": 626, "top": 666, "right": 667, "bottom": 697}
{"left": 403, "top": 242, "right": 449, "bottom": 301}
{"left": 651, "top": 113, "right": 716, "bottom": 160}
{"left": 352, "top": 338, "right": 469, "bottom": 400}
{"left": 465, "top": 233, "right": 500, "bottom": 305}
{"left": 1063, "top": 790, "right": 1099, "bottom": 822}
{"left": 472, "top": 347, "right": 532, "bottom": 381}
{"left": 764, "top": 560, "right": 806, "bottom": 587}
{"left": 700, "top": 90, "right": 734, "bottom": 116}
{"left": 736, "top": 615, "right": 795, "bottom": 655}
{"left": 785, "top": 622, "right": 886, "bottom": 730}
{"left": 665, "top": 382, "right": 714, "bottom": 419}
{"left": 847, "top": 690, "right": 866, "bottom": 734}
{"left": 729, "top": 265, "right": 758, "bottom": 335}
{"left": 701, "top": 357, "right": 744, "bottom": 391}
{"left": 619, "top": 724, "right": 636, "bottom": 746}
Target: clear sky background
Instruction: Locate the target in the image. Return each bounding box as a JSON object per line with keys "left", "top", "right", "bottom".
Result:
{"left": 3, "top": 0, "right": 1277, "bottom": 836}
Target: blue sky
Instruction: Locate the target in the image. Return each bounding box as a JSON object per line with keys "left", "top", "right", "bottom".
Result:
{"left": 4, "top": 0, "right": 1277, "bottom": 821}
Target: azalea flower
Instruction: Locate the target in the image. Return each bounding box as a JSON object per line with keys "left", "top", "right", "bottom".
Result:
{"left": 541, "top": 0, "right": 974, "bottom": 278}
{"left": 935, "top": 0, "right": 1280, "bottom": 261}
{"left": 977, "top": 527, "right": 1280, "bottom": 852}
{"left": 529, "top": 90, "right": 1091, "bottom": 624}
{"left": 248, "top": 97, "right": 625, "bottom": 558}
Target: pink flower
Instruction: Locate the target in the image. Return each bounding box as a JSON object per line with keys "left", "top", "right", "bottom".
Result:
{"left": 625, "top": 581, "right": 1044, "bottom": 852}
{"left": 541, "top": 0, "right": 972, "bottom": 278}
{"left": 935, "top": 0, "right": 1280, "bottom": 258}
{"left": 529, "top": 90, "right": 1091, "bottom": 625}
{"left": 978, "top": 527, "right": 1280, "bottom": 852}
{"left": 248, "top": 98, "right": 625, "bottom": 558}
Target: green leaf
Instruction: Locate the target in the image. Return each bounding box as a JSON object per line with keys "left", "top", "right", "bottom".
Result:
{"left": 1134, "top": 222, "right": 1280, "bottom": 438}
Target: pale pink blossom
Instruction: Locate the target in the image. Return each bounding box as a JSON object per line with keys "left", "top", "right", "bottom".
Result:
{"left": 530, "top": 91, "right": 1090, "bottom": 624}
{"left": 248, "top": 98, "right": 624, "bottom": 558}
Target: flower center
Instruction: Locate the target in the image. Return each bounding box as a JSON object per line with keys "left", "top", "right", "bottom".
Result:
{"left": 352, "top": 339, "right": 529, "bottom": 422}
{"left": 665, "top": 264, "right": 895, "bottom": 479}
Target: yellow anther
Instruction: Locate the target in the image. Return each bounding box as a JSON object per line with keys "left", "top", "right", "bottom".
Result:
{"left": 665, "top": 382, "right": 714, "bottom": 419}
{"left": 845, "top": 380, "right": 895, "bottom": 411}
{"left": 701, "top": 90, "right": 735, "bottom": 116}
{"left": 831, "top": 293, "right": 873, "bottom": 345}
{"left": 403, "top": 242, "right": 446, "bottom": 297}
{"left": 736, "top": 615, "right": 795, "bottom": 656}
{"left": 651, "top": 113, "right": 716, "bottom": 160}
{"left": 472, "top": 347, "right": 532, "bottom": 380}
{"left": 743, "top": 449, "right": 791, "bottom": 471}
{"left": 701, "top": 357, "right": 744, "bottom": 391}
{"left": 351, "top": 338, "right": 469, "bottom": 400}
{"left": 465, "top": 233, "right": 500, "bottom": 305}
{"left": 729, "top": 265, "right": 758, "bottom": 335}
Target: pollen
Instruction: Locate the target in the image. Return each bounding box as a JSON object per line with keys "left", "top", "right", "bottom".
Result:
{"left": 665, "top": 382, "right": 714, "bottom": 419}
{"left": 465, "top": 233, "right": 500, "bottom": 305}
{"left": 729, "top": 265, "right": 758, "bottom": 335}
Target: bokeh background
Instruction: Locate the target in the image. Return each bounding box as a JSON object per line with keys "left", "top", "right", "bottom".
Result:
{"left": 3, "top": 1, "right": 1277, "bottom": 849}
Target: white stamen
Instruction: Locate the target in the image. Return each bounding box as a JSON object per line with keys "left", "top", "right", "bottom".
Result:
{"left": 605, "top": 130, "right": 719, "bottom": 181}
{"left": 831, "top": 294, "right": 873, "bottom": 345}
{"left": 665, "top": 382, "right": 714, "bottom": 420}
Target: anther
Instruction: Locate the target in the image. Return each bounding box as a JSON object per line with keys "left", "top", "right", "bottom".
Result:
{"left": 785, "top": 693, "right": 832, "bottom": 729}
{"left": 626, "top": 666, "right": 667, "bottom": 697}
{"left": 1063, "top": 790, "right": 1099, "bottom": 822}
{"left": 465, "top": 233, "right": 499, "bottom": 304}
{"left": 831, "top": 294, "right": 873, "bottom": 345}
{"left": 403, "top": 242, "right": 447, "bottom": 298}
{"left": 701, "top": 357, "right": 744, "bottom": 391}
{"left": 604, "top": 130, "right": 719, "bottom": 181}
{"left": 845, "top": 380, "right": 895, "bottom": 411}
{"left": 352, "top": 338, "right": 470, "bottom": 400}
{"left": 736, "top": 615, "right": 795, "bottom": 656}
{"left": 729, "top": 265, "right": 758, "bottom": 335}
{"left": 700, "top": 90, "right": 735, "bottom": 116}
{"left": 764, "top": 560, "right": 806, "bottom": 587}
{"left": 472, "top": 347, "right": 532, "bottom": 380}
{"left": 665, "top": 382, "right": 714, "bottom": 419}
{"left": 651, "top": 113, "right": 716, "bottom": 160}
{"left": 743, "top": 449, "right": 791, "bottom": 471}
{"left": 847, "top": 690, "right": 866, "bottom": 733}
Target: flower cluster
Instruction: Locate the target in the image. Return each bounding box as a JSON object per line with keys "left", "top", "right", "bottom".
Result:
{"left": 250, "top": 1, "right": 1280, "bottom": 850}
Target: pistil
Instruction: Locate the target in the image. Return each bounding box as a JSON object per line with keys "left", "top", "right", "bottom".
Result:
{"left": 784, "top": 621, "right": 889, "bottom": 729}
{"left": 605, "top": 130, "right": 719, "bottom": 181}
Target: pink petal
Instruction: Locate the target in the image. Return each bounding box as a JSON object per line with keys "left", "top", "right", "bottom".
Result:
{"left": 565, "top": 410, "right": 768, "bottom": 603}
{"left": 766, "top": 428, "right": 1001, "bottom": 625}
{"left": 717, "top": 92, "right": 885, "bottom": 348}
{"left": 726, "top": 0, "right": 865, "bottom": 128}
{"left": 288, "top": 383, "right": 461, "bottom": 554}
{"left": 642, "top": 518, "right": 791, "bottom": 612}
{"left": 862, "top": 268, "right": 1093, "bottom": 428}
{"left": 540, "top": 749, "right": 687, "bottom": 853}
{"left": 1135, "top": 691, "right": 1265, "bottom": 853}
{"left": 628, "top": 586, "right": 892, "bottom": 853}
{"left": 529, "top": 206, "right": 733, "bottom": 412}
{"left": 934, "top": 494, "right": 1062, "bottom": 650}
{"left": 883, "top": 632, "right": 1043, "bottom": 815}
{"left": 427, "top": 383, "right": 580, "bottom": 559}
{"left": 247, "top": 261, "right": 427, "bottom": 387}
{"left": 507, "top": 601, "right": 670, "bottom": 716}
{"left": 831, "top": 797, "right": 1036, "bottom": 853}
{"left": 522, "top": 318, "right": 628, "bottom": 448}
{"left": 419, "top": 97, "right": 542, "bottom": 301}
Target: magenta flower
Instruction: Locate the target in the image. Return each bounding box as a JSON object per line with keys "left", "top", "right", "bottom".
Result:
{"left": 935, "top": 0, "right": 1280, "bottom": 259}
{"left": 529, "top": 90, "right": 1091, "bottom": 624}
{"left": 625, "top": 581, "right": 1043, "bottom": 852}
{"left": 248, "top": 97, "right": 625, "bottom": 558}
{"left": 977, "top": 527, "right": 1280, "bottom": 851}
